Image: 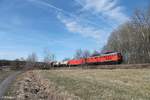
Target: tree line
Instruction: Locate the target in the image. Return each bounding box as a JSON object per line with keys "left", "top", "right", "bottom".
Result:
{"left": 103, "top": 7, "right": 150, "bottom": 64}
{"left": 4, "top": 48, "right": 56, "bottom": 69}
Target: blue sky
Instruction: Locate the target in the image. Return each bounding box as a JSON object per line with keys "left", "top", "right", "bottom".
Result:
{"left": 0, "top": 0, "right": 149, "bottom": 61}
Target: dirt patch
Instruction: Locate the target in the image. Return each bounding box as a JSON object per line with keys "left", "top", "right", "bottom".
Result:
{"left": 0, "top": 71, "right": 20, "bottom": 98}
{"left": 0, "top": 70, "right": 15, "bottom": 83}
{"left": 12, "top": 70, "right": 79, "bottom": 100}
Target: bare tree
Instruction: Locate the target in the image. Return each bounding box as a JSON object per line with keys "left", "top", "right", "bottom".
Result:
{"left": 43, "top": 48, "right": 56, "bottom": 69}
{"left": 82, "top": 50, "right": 90, "bottom": 67}
{"left": 92, "top": 50, "right": 100, "bottom": 56}
{"left": 27, "top": 53, "right": 38, "bottom": 63}
{"left": 43, "top": 49, "right": 56, "bottom": 63}
{"left": 82, "top": 50, "right": 90, "bottom": 58}
{"left": 74, "top": 49, "right": 83, "bottom": 59}
{"left": 103, "top": 7, "right": 150, "bottom": 64}
{"left": 74, "top": 49, "right": 90, "bottom": 67}
{"left": 19, "top": 57, "right": 25, "bottom": 61}
{"left": 26, "top": 52, "right": 38, "bottom": 69}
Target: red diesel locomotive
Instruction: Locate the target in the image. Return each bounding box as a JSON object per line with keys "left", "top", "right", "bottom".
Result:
{"left": 68, "top": 52, "right": 122, "bottom": 66}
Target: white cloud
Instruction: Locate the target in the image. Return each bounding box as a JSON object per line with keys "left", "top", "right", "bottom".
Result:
{"left": 28, "top": 0, "right": 128, "bottom": 41}
{"left": 57, "top": 14, "right": 107, "bottom": 40}
{"left": 28, "top": 0, "right": 107, "bottom": 40}
{"left": 56, "top": 0, "right": 128, "bottom": 40}
{"left": 75, "top": 0, "right": 129, "bottom": 23}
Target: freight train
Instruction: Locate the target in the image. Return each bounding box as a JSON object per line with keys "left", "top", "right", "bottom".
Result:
{"left": 0, "top": 51, "right": 123, "bottom": 69}
{"left": 54, "top": 51, "right": 123, "bottom": 67}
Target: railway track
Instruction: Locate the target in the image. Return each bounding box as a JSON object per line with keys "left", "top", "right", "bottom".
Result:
{"left": 53, "top": 63, "right": 150, "bottom": 70}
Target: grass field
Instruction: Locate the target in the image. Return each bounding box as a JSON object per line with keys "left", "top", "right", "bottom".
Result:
{"left": 7, "top": 69, "right": 150, "bottom": 100}
{"left": 39, "top": 69, "right": 150, "bottom": 100}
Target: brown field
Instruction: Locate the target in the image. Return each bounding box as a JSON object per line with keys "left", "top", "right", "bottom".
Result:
{"left": 7, "top": 69, "right": 150, "bottom": 100}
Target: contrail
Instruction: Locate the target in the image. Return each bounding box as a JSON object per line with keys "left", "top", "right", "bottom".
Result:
{"left": 27, "top": 0, "right": 107, "bottom": 30}
{"left": 29, "top": 0, "right": 67, "bottom": 14}
{"left": 73, "top": 0, "right": 117, "bottom": 29}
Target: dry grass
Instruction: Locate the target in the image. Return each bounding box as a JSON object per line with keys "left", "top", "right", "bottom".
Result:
{"left": 0, "top": 70, "right": 14, "bottom": 83}
{"left": 40, "top": 69, "right": 150, "bottom": 100}
{"left": 7, "top": 70, "right": 80, "bottom": 100}
{"left": 7, "top": 69, "right": 150, "bottom": 100}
